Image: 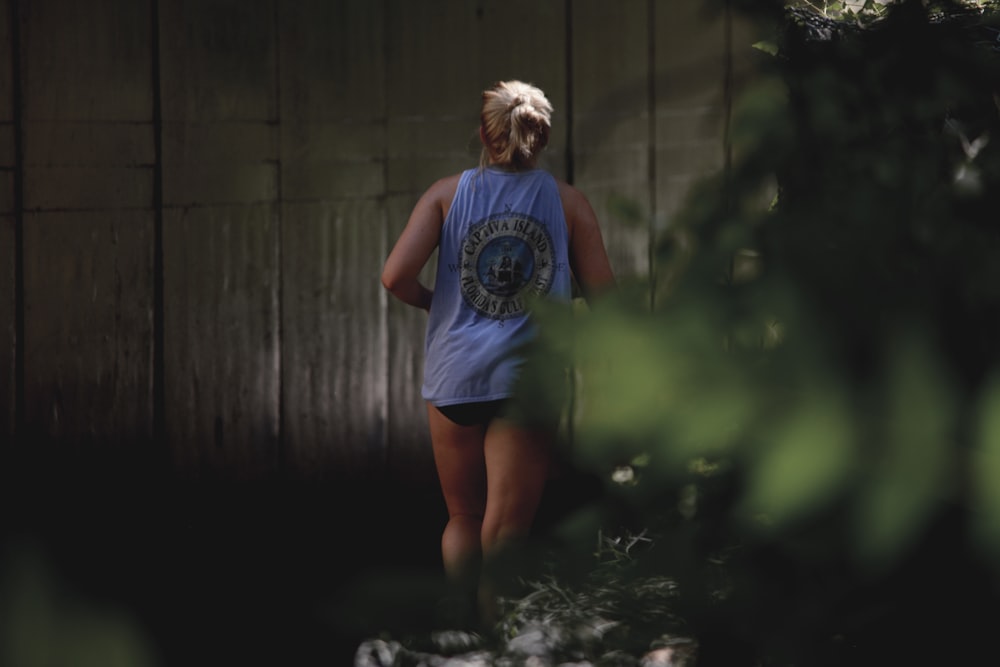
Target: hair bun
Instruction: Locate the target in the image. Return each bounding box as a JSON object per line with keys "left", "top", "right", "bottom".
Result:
{"left": 481, "top": 80, "right": 552, "bottom": 169}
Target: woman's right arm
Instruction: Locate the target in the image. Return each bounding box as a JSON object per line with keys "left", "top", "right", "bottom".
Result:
{"left": 559, "top": 181, "right": 616, "bottom": 299}
{"left": 381, "top": 175, "right": 459, "bottom": 311}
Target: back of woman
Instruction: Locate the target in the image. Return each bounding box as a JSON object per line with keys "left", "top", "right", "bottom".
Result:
{"left": 423, "top": 166, "right": 572, "bottom": 408}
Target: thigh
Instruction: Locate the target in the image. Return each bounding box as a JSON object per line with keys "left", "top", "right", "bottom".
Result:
{"left": 427, "top": 402, "right": 488, "bottom": 518}
{"left": 483, "top": 418, "right": 553, "bottom": 532}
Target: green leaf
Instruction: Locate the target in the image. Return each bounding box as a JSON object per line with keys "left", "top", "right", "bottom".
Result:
{"left": 752, "top": 40, "right": 778, "bottom": 56}
{"left": 740, "top": 388, "right": 855, "bottom": 528}
{"left": 971, "top": 373, "right": 1000, "bottom": 562}
{"left": 852, "top": 333, "right": 955, "bottom": 572}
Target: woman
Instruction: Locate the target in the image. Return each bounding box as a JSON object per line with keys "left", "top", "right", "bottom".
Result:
{"left": 381, "top": 80, "right": 615, "bottom": 620}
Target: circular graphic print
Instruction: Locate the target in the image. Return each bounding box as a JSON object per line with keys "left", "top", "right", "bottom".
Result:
{"left": 477, "top": 237, "right": 534, "bottom": 298}
{"left": 459, "top": 213, "right": 555, "bottom": 320}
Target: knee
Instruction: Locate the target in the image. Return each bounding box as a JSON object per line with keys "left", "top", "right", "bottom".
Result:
{"left": 481, "top": 523, "right": 529, "bottom": 555}
{"left": 448, "top": 512, "right": 484, "bottom": 524}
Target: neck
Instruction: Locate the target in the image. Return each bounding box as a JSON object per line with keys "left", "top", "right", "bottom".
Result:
{"left": 488, "top": 161, "right": 534, "bottom": 172}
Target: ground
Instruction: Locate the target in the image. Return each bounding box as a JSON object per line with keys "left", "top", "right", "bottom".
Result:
{"left": 0, "top": 444, "right": 448, "bottom": 666}
{"left": 0, "top": 442, "right": 601, "bottom": 666}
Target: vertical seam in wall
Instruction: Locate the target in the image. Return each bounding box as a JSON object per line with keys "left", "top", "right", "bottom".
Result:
{"left": 151, "top": 0, "right": 166, "bottom": 453}
{"left": 647, "top": 0, "right": 657, "bottom": 310}
{"left": 564, "top": 0, "right": 574, "bottom": 185}
{"left": 563, "top": 0, "right": 576, "bottom": 450}
{"left": 723, "top": 1, "right": 734, "bottom": 210}
{"left": 379, "top": 0, "right": 390, "bottom": 480}
{"left": 273, "top": 0, "right": 285, "bottom": 478}
{"left": 10, "top": 0, "right": 24, "bottom": 437}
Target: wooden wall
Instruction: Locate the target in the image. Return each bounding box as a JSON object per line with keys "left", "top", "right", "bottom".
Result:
{"left": 0, "top": 0, "right": 754, "bottom": 484}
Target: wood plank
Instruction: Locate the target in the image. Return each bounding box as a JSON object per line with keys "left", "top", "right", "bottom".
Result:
{"left": 274, "top": 0, "right": 388, "bottom": 268}
{"left": 0, "top": 215, "right": 13, "bottom": 437}
{"left": 158, "top": 0, "right": 277, "bottom": 123}
{"left": 157, "top": 0, "right": 280, "bottom": 284}
{"left": 386, "top": 0, "right": 566, "bottom": 117}
{"left": 651, "top": 4, "right": 761, "bottom": 303}
{"left": 20, "top": 0, "right": 151, "bottom": 121}
{"left": 475, "top": 0, "right": 567, "bottom": 89}
{"left": 571, "top": 0, "right": 652, "bottom": 280}
{"left": 158, "top": 0, "right": 280, "bottom": 477}
{"left": 17, "top": 0, "right": 155, "bottom": 211}
{"left": 162, "top": 204, "right": 280, "bottom": 479}
{"left": 277, "top": 0, "right": 385, "bottom": 120}
{"left": 0, "top": 0, "right": 12, "bottom": 437}
{"left": 23, "top": 165, "right": 152, "bottom": 211}
{"left": 22, "top": 211, "right": 154, "bottom": 442}
{"left": 280, "top": 120, "right": 385, "bottom": 201}
{"left": 16, "top": 0, "right": 155, "bottom": 446}
{"left": 0, "top": 163, "right": 11, "bottom": 213}
{"left": 385, "top": 0, "right": 483, "bottom": 119}
{"left": 653, "top": 1, "right": 728, "bottom": 224}
{"left": 18, "top": 0, "right": 156, "bottom": 210}
{"left": 161, "top": 121, "right": 278, "bottom": 205}
{"left": 385, "top": 117, "right": 478, "bottom": 195}
{"left": 280, "top": 199, "right": 390, "bottom": 481}
{"left": 0, "top": 0, "right": 10, "bottom": 125}
{"left": 383, "top": 192, "right": 437, "bottom": 483}
{"left": 277, "top": 0, "right": 393, "bottom": 480}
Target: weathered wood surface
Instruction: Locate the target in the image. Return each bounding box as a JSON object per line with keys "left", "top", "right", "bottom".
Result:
{"left": 18, "top": 0, "right": 155, "bottom": 445}
{"left": 23, "top": 211, "right": 154, "bottom": 442}
{"left": 0, "top": 0, "right": 745, "bottom": 483}
{"left": 158, "top": 0, "right": 281, "bottom": 478}
{"left": 573, "top": 0, "right": 655, "bottom": 279}
{"left": 279, "top": 0, "right": 392, "bottom": 481}
{"left": 0, "top": 213, "right": 12, "bottom": 437}
{"left": 0, "top": 0, "right": 14, "bottom": 436}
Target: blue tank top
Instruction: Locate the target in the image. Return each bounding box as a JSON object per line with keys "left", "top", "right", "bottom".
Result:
{"left": 422, "top": 167, "right": 572, "bottom": 406}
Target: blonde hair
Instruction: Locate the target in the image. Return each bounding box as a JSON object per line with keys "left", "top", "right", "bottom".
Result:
{"left": 480, "top": 80, "right": 553, "bottom": 170}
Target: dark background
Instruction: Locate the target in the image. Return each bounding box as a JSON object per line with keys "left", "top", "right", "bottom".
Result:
{"left": 0, "top": 1, "right": 746, "bottom": 664}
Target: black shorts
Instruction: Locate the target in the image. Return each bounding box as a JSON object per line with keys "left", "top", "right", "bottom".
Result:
{"left": 435, "top": 400, "right": 510, "bottom": 427}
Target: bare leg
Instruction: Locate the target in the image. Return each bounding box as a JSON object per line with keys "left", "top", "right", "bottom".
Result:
{"left": 426, "top": 403, "right": 487, "bottom": 584}
{"left": 478, "top": 416, "right": 553, "bottom": 622}
{"left": 482, "top": 417, "right": 552, "bottom": 555}
{"left": 428, "top": 403, "right": 555, "bottom": 627}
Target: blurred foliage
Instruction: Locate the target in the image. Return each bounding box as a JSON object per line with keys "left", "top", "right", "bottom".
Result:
{"left": 515, "top": 0, "right": 1000, "bottom": 664}
{"left": 0, "top": 541, "right": 158, "bottom": 667}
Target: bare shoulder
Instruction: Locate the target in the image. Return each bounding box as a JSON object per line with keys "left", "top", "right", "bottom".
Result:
{"left": 423, "top": 172, "right": 463, "bottom": 219}
{"left": 430, "top": 172, "right": 463, "bottom": 194}
{"left": 555, "top": 177, "right": 588, "bottom": 210}
{"left": 427, "top": 173, "right": 462, "bottom": 202}
{"left": 554, "top": 178, "right": 599, "bottom": 230}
